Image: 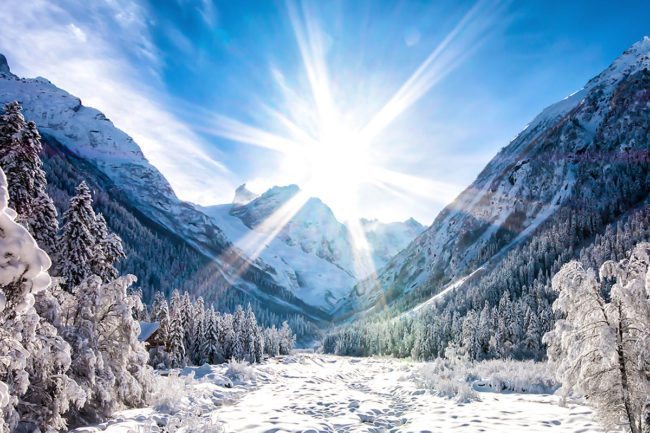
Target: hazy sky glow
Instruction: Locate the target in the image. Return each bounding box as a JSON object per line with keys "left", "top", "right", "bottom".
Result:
{"left": 0, "top": 0, "right": 648, "bottom": 223}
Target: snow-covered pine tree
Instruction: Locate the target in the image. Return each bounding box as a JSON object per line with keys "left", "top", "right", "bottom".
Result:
{"left": 180, "top": 292, "right": 193, "bottom": 362}
{"left": 245, "top": 304, "right": 263, "bottom": 363}
{"left": 192, "top": 297, "right": 206, "bottom": 364}
{"left": 90, "top": 213, "right": 125, "bottom": 282}
{"left": 264, "top": 326, "right": 280, "bottom": 357}
{"left": 221, "top": 313, "right": 235, "bottom": 361}
{"left": 0, "top": 102, "right": 31, "bottom": 220}
{"left": 544, "top": 243, "right": 650, "bottom": 433}
{"left": 202, "top": 308, "right": 222, "bottom": 364}
{"left": 232, "top": 305, "right": 246, "bottom": 361}
{"left": 56, "top": 182, "right": 97, "bottom": 289}
{"left": 0, "top": 102, "right": 58, "bottom": 254}
{"left": 167, "top": 293, "right": 186, "bottom": 368}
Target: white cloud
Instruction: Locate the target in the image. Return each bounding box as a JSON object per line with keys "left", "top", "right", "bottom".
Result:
{"left": 0, "top": 0, "right": 235, "bottom": 205}
{"left": 67, "top": 23, "right": 87, "bottom": 42}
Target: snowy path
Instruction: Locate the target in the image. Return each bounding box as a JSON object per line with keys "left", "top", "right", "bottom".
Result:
{"left": 216, "top": 354, "right": 603, "bottom": 433}
{"left": 74, "top": 354, "right": 604, "bottom": 433}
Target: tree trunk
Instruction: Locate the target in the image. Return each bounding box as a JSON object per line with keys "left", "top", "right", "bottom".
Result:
{"left": 617, "top": 303, "right": 638, "bottom": 433}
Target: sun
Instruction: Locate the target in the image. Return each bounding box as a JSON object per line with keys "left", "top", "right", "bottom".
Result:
{"left": 280, "top": 123, "right": 374, "bottom": 220}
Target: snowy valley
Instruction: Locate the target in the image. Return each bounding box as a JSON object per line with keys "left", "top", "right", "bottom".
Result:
{"left": 0, "top": 5, "right": 648, "bottom": 433}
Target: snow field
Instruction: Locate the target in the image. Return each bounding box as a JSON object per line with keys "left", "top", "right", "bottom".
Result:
{"left": 74, "top": 354, "right": 605, "bottom": 433}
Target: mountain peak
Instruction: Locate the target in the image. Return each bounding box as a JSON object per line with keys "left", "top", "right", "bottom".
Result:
{"left": 404, "top": 217, "right": 423, "bottom": 229}
{"left": 628, "top": 35, "right": 650, "bottom": 52}
{"left": 586, "top": 36, "right": 650, "bottom": 92}
{"left": 0, "top": 53, "right": 12, "bottom": 76}
{"left": 232, "top": 183, "right": 258, "bottom": 206}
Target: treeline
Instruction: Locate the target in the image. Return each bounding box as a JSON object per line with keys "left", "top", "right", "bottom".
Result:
{"left": 145, "top": 291, "right": 295, "bottom": 368}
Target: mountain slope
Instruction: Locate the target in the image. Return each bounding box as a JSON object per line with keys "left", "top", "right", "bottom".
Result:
{"left": 337, "top": 37, "right": 650, "bottom": 318}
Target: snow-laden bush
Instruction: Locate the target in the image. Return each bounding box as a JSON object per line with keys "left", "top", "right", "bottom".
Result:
{"left": 469, "top": 359, "right": 558, "bottom": 394}
{"left": 164, "top": 411, "right": 225, "bottom": 433}
{"left": 414, "top": 359, "right": 478, "bottom": 403}
{"left": 225, "top": 359, "right": 256, "bottom": 384}
{"left": 413, "top": 346, "right": 478, "bottom": 403}
{"left": 150, "top": 371, "right": 195, "bottom": 415}
{"left": 415, "top": 345, "right": 558, "bottom": 402}
{"left": 147, "top": 369, "right": 229, "bottom": 433}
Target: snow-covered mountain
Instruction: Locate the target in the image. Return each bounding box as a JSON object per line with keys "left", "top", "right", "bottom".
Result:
{"left": 360, "top": 217, "right": 424, "bottom": 269}
{"left": 232, "top": 183, "right": 258, "bottom": 207}
{"left": 203, "top": 184, "right": 424, "bottom": 312}
{"left": 336, "top": 37, "right": 650, "bottom": 317}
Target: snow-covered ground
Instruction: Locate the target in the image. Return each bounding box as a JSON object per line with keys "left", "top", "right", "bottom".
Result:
{"left": 73, "top": 354, "right": 603, "bottom": 433}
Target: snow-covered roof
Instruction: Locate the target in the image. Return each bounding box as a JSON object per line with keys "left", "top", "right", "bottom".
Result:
{"left": 138, "top": 321, "right": 160, "bottom": 342}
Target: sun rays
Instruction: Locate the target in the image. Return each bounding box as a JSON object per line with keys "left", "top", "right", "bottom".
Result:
{"left": 203, "top": 0, "right": 505, "bottom": 302}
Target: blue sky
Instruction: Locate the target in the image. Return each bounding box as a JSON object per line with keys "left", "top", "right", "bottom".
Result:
{"left": 0, "top": 0, "right": 648, "bottom": 223}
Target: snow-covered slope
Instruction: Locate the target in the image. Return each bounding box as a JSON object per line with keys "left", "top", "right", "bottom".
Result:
{"left": 337, "top": 37, "right": 650, "bottom": 317}
{"left": 361, "top": 217, "right": 424, "bottom": 271}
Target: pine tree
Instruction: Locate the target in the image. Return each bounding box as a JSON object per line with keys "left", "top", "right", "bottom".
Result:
{"left": 232, "top": 306, "right": 246, "bottom": 361}
{"left": 180, "top": 292, "right": 193, "bottom": 362}
{"left": 221, "top": 313, "right": 236, "bottom": 361}
{"left": 201, "top": 309, "right": 221, "bottom": 364}
{"left": 56, "top": 182, "right": 97, "bottom": 289}
{"left": 245, "top": 304, "right": 263, "bottom": 363}
{"left": 90, "top": 213, "right": 125, "bottom": 282}
{"left": 168, "top": 305, "right": 186, "bottom": 368}
{"left": 0, "top": 102, "right": 58, "bottom": 254}
{"left": 192, "top": 297, "right": 206, "bottom": 364}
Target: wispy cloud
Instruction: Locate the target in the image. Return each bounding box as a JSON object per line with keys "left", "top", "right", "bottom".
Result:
{"left": 0, "top": 0, "right": 235, "bottom": 205}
